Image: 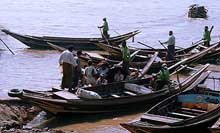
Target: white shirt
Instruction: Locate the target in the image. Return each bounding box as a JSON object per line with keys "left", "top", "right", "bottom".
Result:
{"left": 59, "top": 50, "right": 77, "bottom": 66}
{"left": 85, "top": 66, "right": 97, "bottom": 79}
{"left": 164, "top": 35, "right": 175, "bottom": 46}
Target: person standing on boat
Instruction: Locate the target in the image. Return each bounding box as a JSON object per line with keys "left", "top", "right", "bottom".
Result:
{"left": 98, "top": 18, "right": 109, "bottom": 39}
{"left": 121, "top": 41, "right": 130, "bottom": 78}
{"left": 72, "top": 50, "right": 82, "bottom": 89}
{"left": 85, "top": 60, "right": 98, "bottom": 86}
{"left": 161, "top": 31, "right": 175, "bottom": 61}
{"left": 203, "top": 26, "right": 213, "bottom": 47}
{"left": 59, "top": 47, "right": 76, "bottom": 90}
{"left": 156, "top": 64, "right": 170, "bottom": 90}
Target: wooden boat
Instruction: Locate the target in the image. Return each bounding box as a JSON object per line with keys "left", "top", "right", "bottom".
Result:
{"left": 1, "top": 29, "right": 140, "bottom": 50}
{"left": 121, "top": 70, "right": 220, "bottom": 133}
{"left": 209, "top": 115, "right": 220, "bottom": 133}
{"left": 7, "top": 64, "right": 209, "bottom": 114}
{"left": 48, "top": 42, "right": 160, "bottom": 69}
{"left": 95, "top": 41, "right": 203, "bottom": 58}
{"left": 168, "top": 42, "right": 219, "bottom": 72}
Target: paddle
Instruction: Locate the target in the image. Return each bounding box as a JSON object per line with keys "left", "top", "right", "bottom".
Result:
{"left": 137, "top": 41, "right": 156, "bottom": 50}
{"left": 98, "top": 27, "right": 111, "bottom": 45}
{"left": 158, "top": 40, "right": 175, "bottom": 59}
{"left": 0, "top": 38, "right": 15, "bottom": 55}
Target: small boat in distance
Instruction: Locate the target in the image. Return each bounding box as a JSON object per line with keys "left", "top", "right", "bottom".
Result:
{"left": 1, "top": 29, "right": 140, "bottom": 50}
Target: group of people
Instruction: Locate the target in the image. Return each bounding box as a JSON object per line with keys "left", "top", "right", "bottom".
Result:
{"left": 59, "top": 17, "right": 214, "bottom": 91}
{"left": 58, "top": 43, "right": 131, "bottom": 91}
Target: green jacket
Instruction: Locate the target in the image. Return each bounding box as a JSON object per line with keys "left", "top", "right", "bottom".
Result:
{"left": 103, "top": 21, "right": 109, "bottom": 32}
{"left": 158, "top": 68, "right": 170, "bottom": 81}
{"left": 121, "top": 46, "right": 130, "bottom": 62}
{"left": 203, "top": 31, "right": 211, "bottom": 42}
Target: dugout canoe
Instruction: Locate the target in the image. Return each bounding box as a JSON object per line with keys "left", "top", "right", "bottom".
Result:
{"left": 1, "top": 29, "right": 140, "bottom": 50}
{"left": 121, "top": 70, "right": 220, "bottom": 133}
{"left": 7, "top": 64, "right": 209, "bottom": 114}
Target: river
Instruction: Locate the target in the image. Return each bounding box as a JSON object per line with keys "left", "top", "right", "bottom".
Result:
{"left": 0, "top": 0, "right": 220, "bottom": 132}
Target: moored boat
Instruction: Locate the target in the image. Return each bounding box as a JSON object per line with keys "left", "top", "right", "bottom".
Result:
{"left": 1, "top": 29, "right": 140, "bottom": 50}
{"left": 7, "top": 64, "right": 209, "bottom": 114}
{"left": 121, "top": 69, "right": 220, "bottom": 133}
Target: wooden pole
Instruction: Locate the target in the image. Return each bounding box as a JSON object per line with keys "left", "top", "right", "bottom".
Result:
{"left": 0, "top": 38, "right": 15, "bottom": 55}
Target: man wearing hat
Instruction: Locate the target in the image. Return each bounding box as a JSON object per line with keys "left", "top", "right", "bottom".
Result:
{"left": 98, "top": 18, "right": 109, "bottom": 39}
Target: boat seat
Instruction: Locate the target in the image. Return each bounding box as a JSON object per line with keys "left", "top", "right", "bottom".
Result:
{"left": 110, "top": 94, "right": 120, "bottom": 98}
{"left": 181, "top": 107, "right": 207, "bottom": 113}
{"left": 141, "top": 114, "right": 183, "bottom": 124}
{"left": 168, "top": 112, "right": 195, "bottom": 118}
{"left": 53, "top": 90, "right": 80, "bottom": 100}
{"left": 123, "top": 91, "right": 137, "bottom": 96}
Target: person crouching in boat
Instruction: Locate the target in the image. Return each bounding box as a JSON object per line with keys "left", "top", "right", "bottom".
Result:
{"left": 85, "top": 60, "right": 98, "bottom": 86}
{"left": 121, "top": 41, "right": 130, "bottom": 79}
{"left": 98, "top": 18, "right": 109, "bottom": 39}
{"left": 59, "top": 46, "right": 76, "bottom": 90}
{"left": 161, "top": 31, "right": 175, "bottom": 61}
{"left": 72, "top": 50, "right": 82, "bottom": 90}
{"left": 155, "top": 63, "right": 170, "bottom": 90}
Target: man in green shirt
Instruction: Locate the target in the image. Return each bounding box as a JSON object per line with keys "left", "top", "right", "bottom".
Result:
{"left": 156, "top": 63, "right": 170, "bottom": 90}
{"left": 121, "top": 41, "right": 130, "bottom": 78}
{"left": 203, "top": 26, "right": 213, "bottom": 47}
{"left": 98, "top": 18, "right": 109, "bottom": 39}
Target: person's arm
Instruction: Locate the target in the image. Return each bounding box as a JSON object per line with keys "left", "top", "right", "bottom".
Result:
{"left": 59, "top": 54, "right": 63, "bottom": 65}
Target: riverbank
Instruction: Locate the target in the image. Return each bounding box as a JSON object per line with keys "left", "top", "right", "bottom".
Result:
{"left": 0, "top": 99, "right": 77, "bottom": 133}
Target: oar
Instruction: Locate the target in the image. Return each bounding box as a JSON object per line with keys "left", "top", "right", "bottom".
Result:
{"left": 137, "top": 41, "right": 155, "bottom": 50}
{"left": 98, "top": 28, "right": 111, "bottom": 45}
{"left": 158, "top": 40, "right": 176, "bottom": 61}
{"left": 0, "top": 38, "right": 15, "bottom": 55}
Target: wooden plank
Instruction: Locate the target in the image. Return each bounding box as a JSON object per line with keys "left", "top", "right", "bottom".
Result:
{"left": 85, "top": 52, "right": 105, "bottom": 60}
{"left": 110, "top": 94, "right": 120, "bottom": 98}
{"left": 141, "top": 114, "right": 183, "bottom": 124}
{"left": 181, "top": 107, "right": 207, "bottom": 113}
{"left": 123, "top": 91, "right": 137, "bottom": 96}
{"left": 139, "top": 52, "right": 159, "bottom": 78}
{"left": 168, "top": 112, "right": 195, "bottom": 118}
{"left": 53, "top": 90, "right": 80, "bottom": 100}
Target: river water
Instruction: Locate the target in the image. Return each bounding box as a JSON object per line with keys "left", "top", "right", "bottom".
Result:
{"left": 1, "top": 0, "right": 220, "bottom": 132}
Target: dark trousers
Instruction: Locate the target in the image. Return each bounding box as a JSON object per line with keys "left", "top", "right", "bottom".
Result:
{"left": 204, "top": 41, "right": 210, "bottom": 47}
{"left": 102, "top": 30, "right": 109, "bottom": 39}
{"left": 61, "top": 63, "right": 73, "bottom": 89}
{"left": 167, "top": 45, "right": 175, "bottom": 61}
{"left": 122, "top": 61, "right": 129, "bottom": 79}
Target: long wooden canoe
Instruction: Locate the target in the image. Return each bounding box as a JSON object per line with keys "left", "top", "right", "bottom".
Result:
{"left": 8, "top": 64, "right": 208, "bottom": 114}
{"left": 121, "top": 69, "right": 220, "bottom": 133}
{"left": 1, "top": 29, "right": 140, "bottom": 50}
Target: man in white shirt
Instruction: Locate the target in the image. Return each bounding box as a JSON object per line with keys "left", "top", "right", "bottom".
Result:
{"left": 161, "top": 31, "right": 175, "bottom": 61}
{"left": 59, "top": 47, "right": 76, "bottom": 89}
